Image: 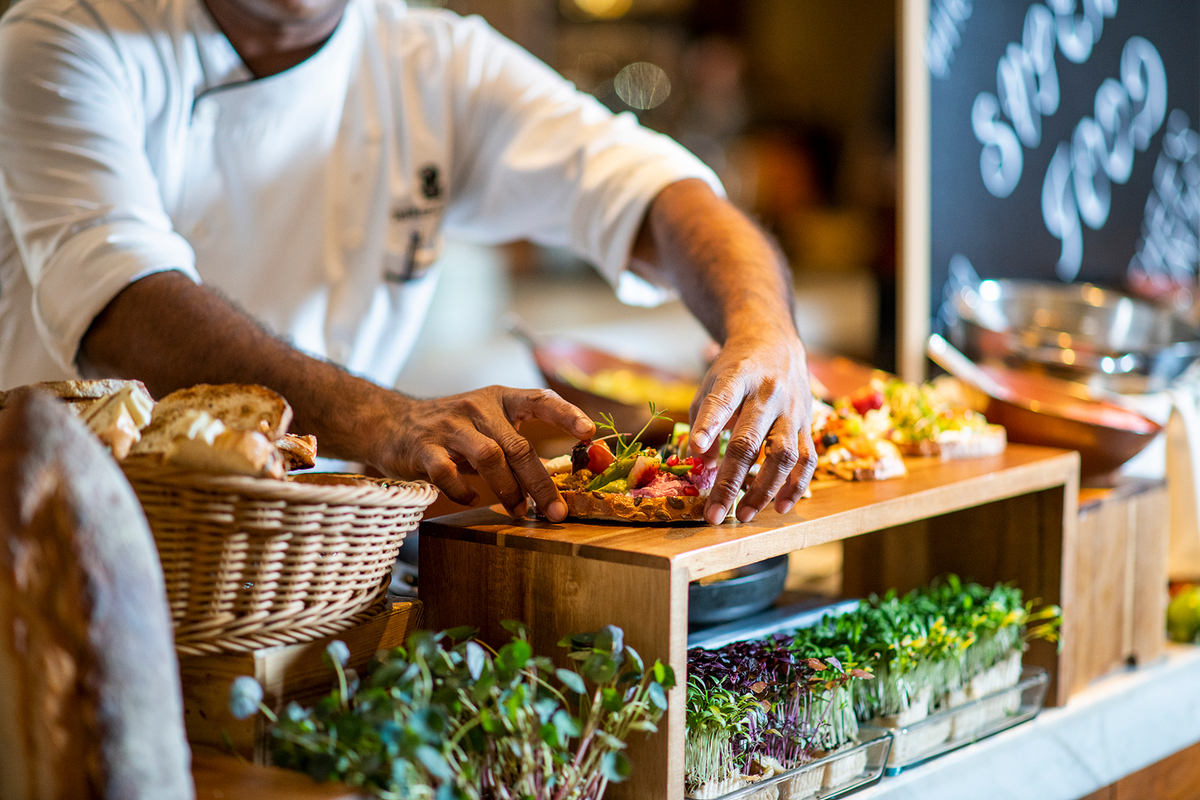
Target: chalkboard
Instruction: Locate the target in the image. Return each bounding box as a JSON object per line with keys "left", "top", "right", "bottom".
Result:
{"left": 928, "top": 0, "right": 1200, "bottom": 321}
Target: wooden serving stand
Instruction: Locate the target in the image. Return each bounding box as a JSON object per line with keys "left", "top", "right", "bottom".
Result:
{"left": 420, "top": 444, "right": 1081, "bottom": 800}
{"left": 180, "top": 599, "right": 422, "bottom": 764}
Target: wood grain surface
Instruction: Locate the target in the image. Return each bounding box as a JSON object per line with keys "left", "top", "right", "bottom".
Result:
{"left": 192, "top": 748, "right": 367, "bottom": 799}
{"left": 180, "top": 600, "right": 421, "bottom": 763}
{"left": 422, "top": 444, "right": 1081, "bottom": 579}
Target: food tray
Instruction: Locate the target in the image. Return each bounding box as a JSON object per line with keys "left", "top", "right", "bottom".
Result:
{"left": 685, "top": 727, "right": 891, "bottom": 800}
{"left": 862, "top": 666, "right": 1049, "bottom": 776}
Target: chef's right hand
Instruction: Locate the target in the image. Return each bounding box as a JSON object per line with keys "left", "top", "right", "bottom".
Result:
{"left": 371, "top": 386, "right": 596, "bottom": 522}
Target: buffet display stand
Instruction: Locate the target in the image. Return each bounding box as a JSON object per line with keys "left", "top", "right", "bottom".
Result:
{"left": 420, "top": 444, "right": 1081, "bottom": 800}
{"left": 181, "top": 599, "right": 422, "bottom": 763}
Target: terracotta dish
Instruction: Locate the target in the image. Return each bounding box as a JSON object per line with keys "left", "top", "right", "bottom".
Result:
{"left": 928, "top": 334, "right": 1160, "bottom": 476}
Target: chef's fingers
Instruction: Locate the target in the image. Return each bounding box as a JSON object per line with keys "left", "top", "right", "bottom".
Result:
{"left": 422, "top": 449, "right": 479, "bottom": 507}
{"left": 704, "top": 397, "right": 774, "bottom": 525}
{"left": 689, "top": 372, "right": 745, "bottom": 463}
{"left": 503, "top": 387, "right": 596, "bottom": 440}
{"left": 773, "top": 440, "right": 816, "bottom": 514}
{"left": 455, "top": 428, "right": 528, "bottom": 517}
{"left": 483, "top": 411, "right": 568, "bottom": 523}
{"left": 739, "top": 418, "right": 803, "bottom": 521}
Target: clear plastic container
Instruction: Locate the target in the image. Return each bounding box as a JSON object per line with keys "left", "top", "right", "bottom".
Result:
{"left": 684, "top": 727, "right": 892, "bottom": 800}
{"left": 860, "top": 666, "right": 1049, "bottom": 776}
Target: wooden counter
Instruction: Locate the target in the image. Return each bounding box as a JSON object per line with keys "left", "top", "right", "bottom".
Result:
{"left": 420, "top": 444, "right": 1080, "bottom": 800}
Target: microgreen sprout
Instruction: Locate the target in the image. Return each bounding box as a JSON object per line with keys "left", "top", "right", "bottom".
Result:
{"left": 594, "top": 404, "right": 669, "bottom": 459}
{"left": 234, "top": 623, "right": 672, "bottom": 799}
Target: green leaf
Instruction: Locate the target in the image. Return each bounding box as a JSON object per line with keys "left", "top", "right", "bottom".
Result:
{"left": 556, "top": 668, "right": 587, "bottom": 695}
{"left": 497, "top": 639, "right": 533, "bottom": 675}
{"left": 228, "top": 676, "right": 263, "bottom": 720}
{"left": 600, "top": 687, "right": 623, "bottom": 712}
{"left": 584, "top": 653, "right": 617, "bottom": 684}
{"left": 415, "top": 745, "right": 452, "bottom": 781}
{"left": 647, "top": 682, "right": 668, "bottom": 711}
{"left": 624, "top": 645, "right": 644, "bottom": 674}
{"left": 593, "top": 625, "right": 625, "bottom": 659}
{"left": 323, "top": 640, "right": 351, "bottom": 670}
{"left": 601, "top": 751, "right": 633, "bottom": 783}
{"left": 465, "top": 641, "right": 487, "bottom": 681}
{"left": 443, "top": 625, "right": 476, "bottom": 642}
{"left": 501, "top": 619, "right": 529, "bottom": 638}
{"left": 552, "top": 708, "right": 582, "bottom": 740}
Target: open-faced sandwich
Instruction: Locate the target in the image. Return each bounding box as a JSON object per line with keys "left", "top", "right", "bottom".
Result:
{"left": 810, "top": 396, "right": 908, "bottom": 482}
{"left": 841, "top": 377, "right": 1006, "bottom": 460}
{"left": 542, "top": 410, "right": 726, "bottom": 523}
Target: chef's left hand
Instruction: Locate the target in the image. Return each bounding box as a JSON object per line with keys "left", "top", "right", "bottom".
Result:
{"left": 688, "top": 328, "right": 815, "bottom": 525}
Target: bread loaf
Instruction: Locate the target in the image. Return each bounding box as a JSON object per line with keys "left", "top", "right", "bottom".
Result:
{"left": 0, "top": 391, "right": 193, "bottom": 800}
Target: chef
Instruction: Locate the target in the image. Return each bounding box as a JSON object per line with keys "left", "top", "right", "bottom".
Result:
{"left": 0, "top": 0, "right": 814, "bottom": 525}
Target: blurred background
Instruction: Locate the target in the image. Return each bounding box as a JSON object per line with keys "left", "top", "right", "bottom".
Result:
{"left": 396, "top": 0, "right": 899, "bottom": 401}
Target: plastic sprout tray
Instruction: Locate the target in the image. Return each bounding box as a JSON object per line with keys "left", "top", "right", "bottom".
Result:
{"left": 861, "top": 666, "right": 1049, "bottom": 776}
{"left": 685, "top": 726, "right": 892, "bottom": 800}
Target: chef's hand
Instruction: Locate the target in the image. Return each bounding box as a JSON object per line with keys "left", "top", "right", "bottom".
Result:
{"left": 689, "top": 330, "right": 815, "bottom": 525}
{"left": 370, "top": 386, "right": 596, "bottom": 522}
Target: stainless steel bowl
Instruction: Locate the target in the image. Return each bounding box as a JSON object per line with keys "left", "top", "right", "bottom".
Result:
{"left": 945, "top": 280, "right": 1200, "bottom": 393}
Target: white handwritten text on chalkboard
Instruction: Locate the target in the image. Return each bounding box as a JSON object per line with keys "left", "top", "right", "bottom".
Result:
{"left": 1042, "top": 37, "right": 1167, "bottom": 280}
{"left": 1129, "top": 110, "right": 1200, "bottom": 289}
{"left": 971, "top": 0, "right": 1117, "bottom": 199}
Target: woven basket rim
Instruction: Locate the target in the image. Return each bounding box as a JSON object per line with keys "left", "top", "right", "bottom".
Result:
{"left": 121, "top": 459, "right": 438, "bottom": 508}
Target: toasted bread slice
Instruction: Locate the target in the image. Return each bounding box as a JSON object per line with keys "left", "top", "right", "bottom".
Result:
{"left": 815, "top": 437, "right": 907, "bottom": 482}
{"left": 0, "top": 379, "right": 152, "bottom": 417}
{"left": 895, "top": 425, "right": 1007, "bottom": 460}
{"left": 556, "top": 489, "right": 707, "bottom": 523}
{"left": 132, "top": 384, "right": 292, "bottom": 456}
{"left": 276, "top": 433, "right": 318, "bottom": 471}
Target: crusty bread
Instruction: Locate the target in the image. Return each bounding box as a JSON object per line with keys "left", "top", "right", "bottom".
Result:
{"left": 0, "top": 391, "right": 193, "bottom": 800}
{"left": 276, "top": 433, "right": 318, "bottom": 471}
{"left": 896, "top": 424, "right": 1007, "bottom": 461}
{"left": 163, "top": 428, "right": 285, "bottom": 479}
{"left": 132, "top": 384, "right": 292, "bottom": 456}
{"left": 815, "top": 438, "right": 907, "bottom": 482}
{"left": 556, "top": 489, "right": 707, "bottom": 523}
{"left": 0, "top": 378, "right": 147, "bottom": 406}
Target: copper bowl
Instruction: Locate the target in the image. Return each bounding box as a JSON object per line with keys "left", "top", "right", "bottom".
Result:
{"left": 928, "top": 335, "right": 1161, "bottom": 476}
{"left": 519, "top": 336, "right": 695, "bottom": 444}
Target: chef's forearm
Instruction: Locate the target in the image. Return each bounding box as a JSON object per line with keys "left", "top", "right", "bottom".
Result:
{"left": 632, "top": 178, "right": 796, "bottom": 343}
{"left": 79, "top": 271, "right": 398, "bottom": 462}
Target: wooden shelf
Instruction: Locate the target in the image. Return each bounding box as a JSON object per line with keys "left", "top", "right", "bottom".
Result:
{"left": 423, "top": 444, "right": 1080, "bottom": 577}
{"left": 419, "top": 444, "right": 1081, "bottom": 800}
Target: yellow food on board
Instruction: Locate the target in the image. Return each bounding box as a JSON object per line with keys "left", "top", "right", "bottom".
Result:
{"left": 558, "top": 363, "right": 697, "bottom": 410}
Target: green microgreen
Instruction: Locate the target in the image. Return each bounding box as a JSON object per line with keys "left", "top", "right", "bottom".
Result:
{"left": 231, "top": 623, "right": 672, "bottom": 799}
{"left": 594, "top": 403, "right": 670, "bottom": 459}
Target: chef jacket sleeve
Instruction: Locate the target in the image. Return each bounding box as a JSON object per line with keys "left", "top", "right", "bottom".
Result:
{"left": 0, "top": 8, "right": 200, "bottom": 374}
{"left": 435, "top": 13, "right": 724, "bottom": 307}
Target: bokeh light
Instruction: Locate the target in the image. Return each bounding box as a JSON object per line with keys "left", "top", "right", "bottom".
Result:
{"left": 568, "top": 0, "right": 632, "bottom": 20}
{"left": 614, "top": 62, "right": 671, "bottom": 110}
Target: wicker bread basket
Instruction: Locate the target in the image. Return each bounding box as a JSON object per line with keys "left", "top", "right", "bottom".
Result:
{"left": 121, "top": 459, "right": 438, "bottom": 656}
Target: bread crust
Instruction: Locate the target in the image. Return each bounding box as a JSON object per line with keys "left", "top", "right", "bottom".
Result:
{"left": 556, "top": 489, "right": 707, "bottom": 523}
{"left": 133, "top": 383, "right": 292, "bottom": 456}
{"left": 895, "top": 424, "right": 1007, "bottom": 460}
{"left": 276, "top": 433, "right": 318, "bottom": 471}
{"left": 0, "top": 379, "right": 150, "bottom": 409}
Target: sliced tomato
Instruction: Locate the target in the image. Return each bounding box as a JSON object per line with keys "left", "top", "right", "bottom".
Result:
{"left": 628, "top": 454, "right": 661, "bottom": 489}
{"left": 587, "top": 441, "right": 616, "bottom": 473}
{"left": 850, "top": 387, "right": 885, "bottom": 416}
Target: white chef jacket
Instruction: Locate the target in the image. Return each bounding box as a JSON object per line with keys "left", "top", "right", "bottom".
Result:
{"left": 0, "top": 0, "right": 721, "bottom": 390}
